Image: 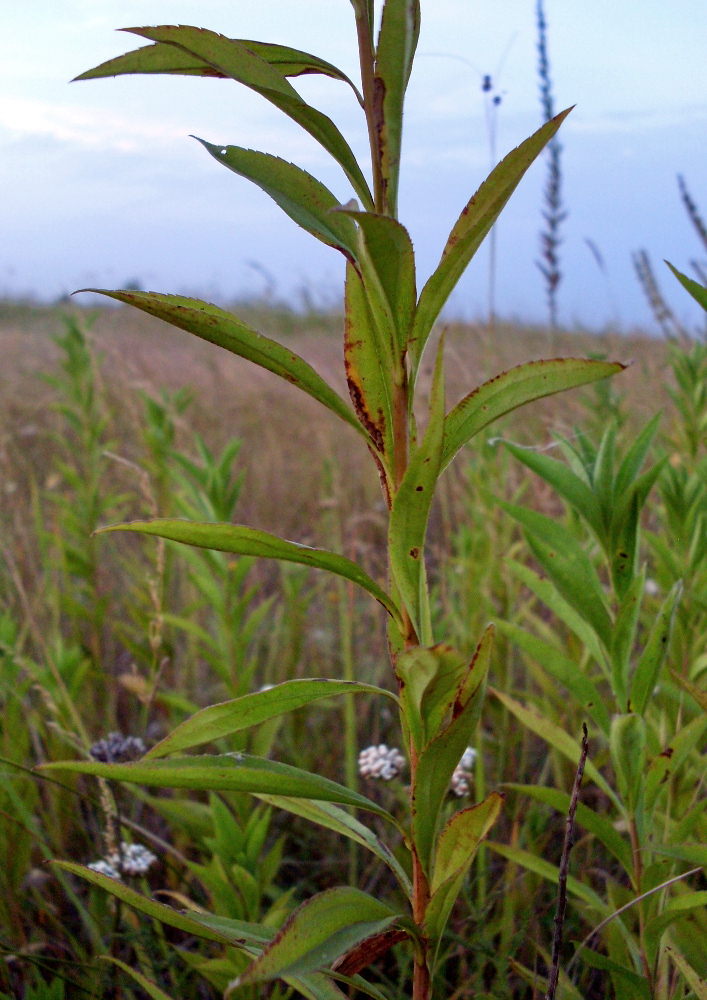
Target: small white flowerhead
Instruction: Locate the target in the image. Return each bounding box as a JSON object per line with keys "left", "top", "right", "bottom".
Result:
{"left": 107, "top": 842, "right": 158, "bottom": 876}
{"left": 449, "top": 747, "right": 477, "bottom": 797}
{"left": 87, "top": 859, "right": 121, "bottom": 880}
{"left": 358, "top": 744, "right": 406, "bottom": 781}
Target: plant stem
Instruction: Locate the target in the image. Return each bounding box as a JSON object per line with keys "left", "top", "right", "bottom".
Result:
{"left": 545, "top": 723, "right": 588, "bottom": 1000}
{"left": 355, "top": 9, "right": 385, "bottom": 214}
{"left": 409, "top": 743, "right": 432, "bottom": 1000}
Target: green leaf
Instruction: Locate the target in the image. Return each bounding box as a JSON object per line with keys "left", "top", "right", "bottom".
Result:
{"left": 629, "top": 581, "right": 682, "bottom": 715}
{"left": 197, "top": 142, "right": 359, "bottom": 260}
{"left": 41, "top": 755, "right": 400, "bottom": 828}
{"left": 79, "top": 290, "right": 367, "bottom": 443}
{"left": 665, "top": 943, "right": 707, "bottom": 1000}
{"left": 52, "top": 861, "right": 267, "bottom": 946}
{"left": 643, "top": 892, "right": 707, "bottom": 948}
{"left": 496, "top": 620, "right": 610, "bottom": 733}
{"left": 503, "top": 440, "right": 603, "bottom": 538}
{"left": 115, "top": 26, "right": 373, "bottom": 207}
{"left": 342, "top": 210, "right": 416, "bottom": 362}
{"left": 499, "top": 501, "right": 613, "bottom": 648}
{"left": 75, "top": 36, "right": 362, "bottom": 94}
{"left": 579, "top": 952, "right": 651, "bottom": 1000}
{"left": 615, "top": 413, "right": 662, "bottom": 498}
{"left": 610, "top": 714, "right": 646, "bottom": 813}
{"left": 146, "top": 679, "right": 397, "bottom": 759}
{"left": 99, "top": 958, "right": 178, "bottom": 1000}
{"left": 506, "top": 560, "right": 609, "bottom": 672}
{"left": 667, "top": 262, "right": 707, "bottom": 313}
{"left": 343, "top": 262, "right": 395, "bottom": 479}
{"left": 486, "top": 842, "right": 610, "bottom": 915}
{"left": 96, "top": 519, "right": 402, "bottom": 627}
{"left": 424, "top": 793, "right": 502, "bottom": 942}
{"left": 412, "top": 627, "right": 493, "bottom": 870}
{"left": 669, "top": 669, "right": 707, "bottom": 714}
{"left": 373, "top": 0, "right": 420, "bottom": 216}
{"left": 235, "top": 888, "right": 399, "bottom": 984}
{"left": 490, "top": 688, "right": 622, "bottom": 811}
{"left": 442, "top": 358, "right": 624, "bottom": 472}
{"left": 389, "top": 336, "right": 445, "bottom": 639}
{"left": 508, "top": 957, "right": 585, "bottom": 1000}
{"left": 410, "top": 109, "right": 573, "bottom": 373}
{"left": 611, "top": 568, "right": 646, "bottom": 711}
{"left": 504, "top": 784, "right": 633, "bottom": 877}
{"left": 395, "top": 645, "right": 449, "bottom": 752}
{"left": 255, "top": 795, "right": 412, "bottom": 897}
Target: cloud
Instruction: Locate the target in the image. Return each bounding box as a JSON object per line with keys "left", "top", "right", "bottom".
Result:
{"left": 0, "top": 96, "right": 188, "bottom": 152}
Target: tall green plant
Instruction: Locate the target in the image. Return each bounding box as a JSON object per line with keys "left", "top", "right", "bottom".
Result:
{"left": 44, "top": 6, "right": 621, "bottom": 998}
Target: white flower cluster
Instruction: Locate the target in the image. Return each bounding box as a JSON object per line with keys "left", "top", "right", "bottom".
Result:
{"left": 87, "top": 842, "right": 158, "bottom": 880}
{"left": 450, "top": 747, "right": 478, "bottom": 798}
{"left": 358, "top": 744, "right": 406, "bottom": 781}
{"left": 87, "top": 858, "right": 121, "bottom": 880}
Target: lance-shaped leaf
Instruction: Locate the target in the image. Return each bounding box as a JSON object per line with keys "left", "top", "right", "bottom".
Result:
{"left": 389, "top": 336, "right": 445, "bottom": 640}
{"left": 234, "top": 887, "right": 399, "bottom": 985}
{"left": 395, "top": 644, "right": 467, "bottom": 752}
{"left": 41, "top": 755, "right": 400, "bottom": 828}
{"left": 341, "top": 210, "right": 416, "bottom": 363}
{"left": 412, "top": 626, "right": 493, "bottom": 870}
{"left": 95, "top": 519, "right": 402, "bottom": 628}
{"left": 506, "top": 560, "right": 609, "bottom": 674}
{"left": 255, "top": 795, "right": 412, "bottom": 897}
{"left": 373, "top": 0, "right": 420, "bottom": 215}
{"left": 80, "top": 290, "right": 368, "bottom": 443}
{"left": 344, "top": 262, "right": 395, "bottom": 485}
{"left": 53, "top": 861, "right": 270, "bottom": 947}
{"left": 409, "top": 108, "right": 572, "bottom": 374}
{"left": 442, "top": 358, "right": 624, "bottom": 472}
{"left": 496, "top": 620, "right": 610, "bottom": 734}
{"left": 670, "top": 669, "right": 707, "bottom": 714}
{"left": 504, "top": 784, "right": 633, "bottom": 876}
{"left": 498, "top": 500, "right": 613, "bottom": 649}
{"left": 503, "top": 440, "right": 604, "bottom": 538}
{"left": 629, "top": 581, "right": 682, "bottom": 715}
{"left": 486, "top": 843, "right": 610, "bottom": 916}
{"left": 424, "top": 793, "right": 503, "bottom": 943}
{"left": 667, "top": 261, "right": 707, "bottom": 312}
{"left": 100, "top": 958, "right": 179, "bottom": 1000}
{"left": 146, "top": 679, "right": 397, "bottom": 759}
{"left": 198, "top": 143, "right": 358, "bottom": 260}
{"left": 491, "top": 687, "right": 622, "bottom": 811}
{"left": 75, "top": 36, "right": 362, "bottom": 96}
{"left": 666, "top": 944, "right": 707, "bottom": 1000}
{"left": 90, "top": 26, "right": 373, "bottom": 207}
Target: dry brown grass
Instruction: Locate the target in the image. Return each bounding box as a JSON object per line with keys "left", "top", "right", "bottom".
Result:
{"left": 0, "top": 299, "right": 672, "bottom": 548}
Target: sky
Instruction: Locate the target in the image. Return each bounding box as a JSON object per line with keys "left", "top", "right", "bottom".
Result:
{"left": 2, "top": 0, "right": 707, "bottom": 331}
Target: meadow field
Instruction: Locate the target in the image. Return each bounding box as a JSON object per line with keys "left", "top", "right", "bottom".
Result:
{"left": 1, "top": 300, "right": 706, "bottom": 999}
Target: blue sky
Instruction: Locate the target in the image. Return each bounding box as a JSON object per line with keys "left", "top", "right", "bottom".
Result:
{"left": 2, "top": 0, "right": 707, "bottom": 330}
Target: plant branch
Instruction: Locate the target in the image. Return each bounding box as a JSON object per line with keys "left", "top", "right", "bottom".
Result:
{"left": 545, "top": 722, "right": 588, "bottom": 1000}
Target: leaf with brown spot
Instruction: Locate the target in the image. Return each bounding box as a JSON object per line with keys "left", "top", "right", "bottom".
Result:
{"left": 442, "top": 357, "right": 625, "bottom": 471}
{"left": 78, "top": 289, "right": 369, "bottom": 444}
{"left": 344, "top": 263, "right": 395, "bottom": 482}
{"left": 389, "top": 336, "right": 446, "bottom": 642}
{"left": 410, "top": 108, "right": 572, "bottom": 376}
